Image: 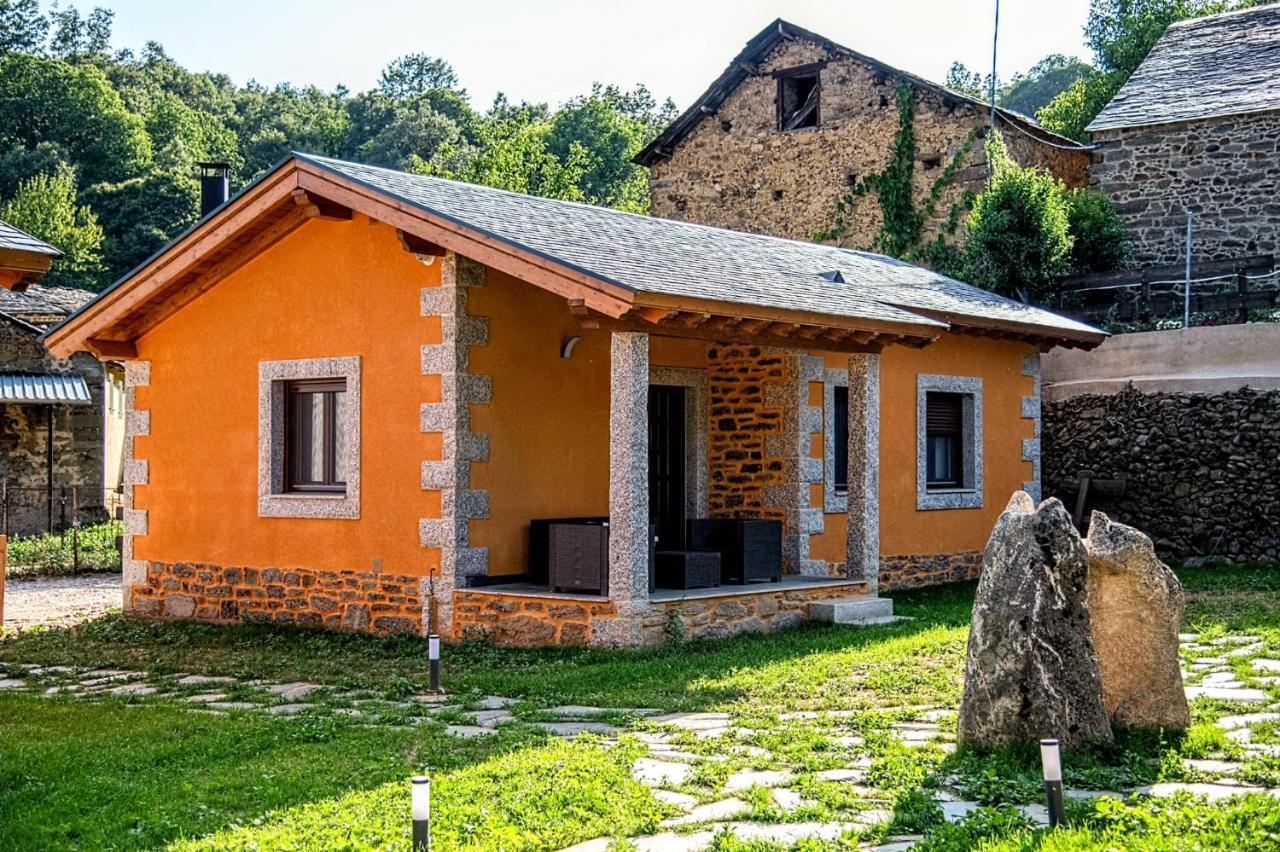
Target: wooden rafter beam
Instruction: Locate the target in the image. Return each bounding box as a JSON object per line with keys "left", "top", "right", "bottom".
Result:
{"left": 290, "top": 188, "right": 352, "bottom": 220}
{"left": 633, "top": 306, "right": 678, "bottom": 325}
{"left": 398, "top": 229, "right": 446, "bottom": 257}
{"left": 86, "top": 337, "right": 138, "bottom": 359}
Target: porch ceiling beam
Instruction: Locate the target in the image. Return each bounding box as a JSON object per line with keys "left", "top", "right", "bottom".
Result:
{"left": 587, "top": 315, "right": 886, "bottom": 354}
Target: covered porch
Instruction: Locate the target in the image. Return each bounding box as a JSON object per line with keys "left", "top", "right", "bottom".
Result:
{"left": 443, "top": 274, "right": 906, "bottom": 646}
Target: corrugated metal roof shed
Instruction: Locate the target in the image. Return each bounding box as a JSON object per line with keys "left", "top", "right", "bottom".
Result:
{"left": 0, "top": 372, "right": 91, "bottom": 404}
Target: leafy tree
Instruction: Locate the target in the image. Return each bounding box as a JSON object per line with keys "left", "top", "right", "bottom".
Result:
{"left": 1, "top": 162, "right": 103, "bottom": 288}
{"left": 0, "top": 53, "right": 152, "bottom": 183}
{"left": 0, "top": 0, "right": 47, "bottom": 55}
{"left": 945, "top": 55, "right": 1092, "bottom": 117}
{"left": 1000, "top": 55, "right": 1094, "bottom": 117}
{"left": 82, "top": 169, "right": 197, "bottom": 284}
{"left": 963, "top": 131, "right": 1073, "bottom": 302}
{"left": 424, "top": 104, "right": 590, "bottom": 201}
{"left": 145, "top": 91, "right": 240, "bottom": 172}
{"left": 945, "top": 62, "right": 992, "bottom": 101}
{"left": 1065, "top": 187, "right": 1131, "bottom": 274}
{"left": 546, "top": 84, "right": 674, "bottom": 212}
{"left": 46, "top": 3, "right": 111, "bottom": 62}
{"left": 1035, "top": 72, "right": 1117, "bottom": 142}
{"left": 357, "top": 97, "right": 469, "bottom": 171}
{"left": 378, "top": 54, "right": 460, "bottom": 100}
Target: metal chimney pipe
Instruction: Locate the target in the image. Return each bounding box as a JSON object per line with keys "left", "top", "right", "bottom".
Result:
{"left": 197, "top": 162, "right": 231, "bottom": 217}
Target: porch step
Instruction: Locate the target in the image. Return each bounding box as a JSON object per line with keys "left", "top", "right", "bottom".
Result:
{"left": 808, "top": 596, "right": 895, "bottom": 625}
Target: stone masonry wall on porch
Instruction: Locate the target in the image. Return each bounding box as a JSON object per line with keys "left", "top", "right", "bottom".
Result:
{"left": 128, "top": 561, "right": 426, "bottom": 635}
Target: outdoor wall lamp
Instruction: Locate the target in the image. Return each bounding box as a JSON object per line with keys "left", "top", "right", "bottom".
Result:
{"left": 561, "top": 336, "right": 581, "bottom": 359}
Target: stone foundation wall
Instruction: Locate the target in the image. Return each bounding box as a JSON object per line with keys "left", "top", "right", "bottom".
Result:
{"left": 1089, "top": 112, "right": 1280, "bottom": 265}
{"left": 879, "top": 552, "right": 983, "bottom": 590}
{"left": 452, "top": 583, "right": 870, "bottom": 647}
{"left": 1043, "top": 386, "right": 1280, "bottom": 562}
{"left": 452, "top": 591, "right": 617, "bottom": 646}
{"left": 648, "top": 38, "right": 1089, "bottom": 248}
{"left": 129, "top": 562, "right": 428, "bottom": 635}
{"left": 648, "top": 583, "right": 869, "bottom": 644}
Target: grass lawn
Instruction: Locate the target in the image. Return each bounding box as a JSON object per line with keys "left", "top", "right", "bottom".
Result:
{"left": 1, "top": 565, "right": 1278, "bottom": 850}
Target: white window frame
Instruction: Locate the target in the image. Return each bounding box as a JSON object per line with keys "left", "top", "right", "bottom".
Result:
{"left": 916, "top": 374, "right": 983, "bottom": 511}
{"left": 258, "top": 356, "right": 361, "bottom": 519}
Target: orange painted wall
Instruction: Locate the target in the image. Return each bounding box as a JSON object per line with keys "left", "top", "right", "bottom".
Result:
{"left": 808, "top": 334, "right": 1037, "bottom": 563}
{"left": 468, "top": 270, "right": 706, "bottom": 575}
{"left": 132, "top": 214, "right": 439, "bottom": 576}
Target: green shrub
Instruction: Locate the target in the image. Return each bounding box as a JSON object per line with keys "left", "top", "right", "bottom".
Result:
{"left": 963, "top": 131, "right": 1073, "bottom": 303}
{"left": 6, "top": 521, "right": 122, "bottom": 577}
{"left": 1066, "top": 187, "right": 1131, "bottom": 274}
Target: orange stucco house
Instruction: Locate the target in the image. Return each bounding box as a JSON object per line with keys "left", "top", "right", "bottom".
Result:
{"left": 41, "top": 154, "right": 1103, "bottom": 647}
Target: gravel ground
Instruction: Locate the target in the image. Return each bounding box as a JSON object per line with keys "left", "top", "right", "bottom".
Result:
{"left": 2, "top": 573, "right": 120, "bottom": 631}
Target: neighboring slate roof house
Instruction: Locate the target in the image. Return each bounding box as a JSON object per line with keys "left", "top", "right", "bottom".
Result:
{"left": 1087, "top": 4, "right": 1280, "bottom": 264}
{"left": 0, "top": 224, "right": 115, "bottom": 534}
{"left": 45, "top": 153, "right": 1100, "bottom": 646}
{"left": 0, "top": 219, "right": 61, "bottom": 292}
{"left": 637, "top": 19, "right": 1091, "bottom": 249}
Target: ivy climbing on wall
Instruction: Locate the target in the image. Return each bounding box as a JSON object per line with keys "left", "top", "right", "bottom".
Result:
{"left": 815, "top": 82, "right": 974, "bottom": 275}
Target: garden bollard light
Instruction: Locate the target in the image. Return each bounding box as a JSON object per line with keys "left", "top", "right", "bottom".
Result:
{"left": 428, "top": 634, "right": 441, "bottom": 694}
{"left": 1040, "top": 738, "right": 1064, "bottom": 828}
{"left": 411, "top": 775, "right": 430, "bottom": 851}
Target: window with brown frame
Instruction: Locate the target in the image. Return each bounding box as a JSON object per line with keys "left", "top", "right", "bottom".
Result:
{"left": 925, "top": 391, "right": 964, "bottom": 490}
{"left": 285, "top": 379, "right": 347, "bottom": 493}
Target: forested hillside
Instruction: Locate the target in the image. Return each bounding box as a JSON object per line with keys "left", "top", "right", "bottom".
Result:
{"left": 0, "top": 1, "right": 675, "bottom": 291}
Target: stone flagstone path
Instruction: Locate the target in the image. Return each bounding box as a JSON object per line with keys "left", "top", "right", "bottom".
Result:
{"left": 4, "top": 631, "right": 1280, "bottom": 850}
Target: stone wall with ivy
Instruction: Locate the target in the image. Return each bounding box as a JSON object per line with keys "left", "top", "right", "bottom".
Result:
{"left": 647, "top": 38, "right": 1089, "bottom": 254}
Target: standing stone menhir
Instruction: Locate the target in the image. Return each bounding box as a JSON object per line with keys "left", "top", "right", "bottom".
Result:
{"left": 958, "top": 492, "right": 1112, "bottom": 750}
{"left": 1085, "top": 511, "right": 1190, "bottom": 730}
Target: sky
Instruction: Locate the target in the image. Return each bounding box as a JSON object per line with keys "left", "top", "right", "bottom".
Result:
{"left": 68, "top": 0, "right": 1095, "bottom": 110}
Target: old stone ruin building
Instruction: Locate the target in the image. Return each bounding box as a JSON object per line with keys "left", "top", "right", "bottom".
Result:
{"left": 1087, "top": 4, "right": 1280, "bottom": 265}
{"left": 0, "top": 219, "right": 116, "bottom": 535}
{"left": 637, "top": 19, "right": 1090, "bottom": 252}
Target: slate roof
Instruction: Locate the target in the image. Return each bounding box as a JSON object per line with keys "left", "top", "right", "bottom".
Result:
{"left": 300, "top": 154, "right": 1102, "bottom": 340}
{"left": 0, "top": 219, "right": 61, "bottom": 258}
{"left": 0, "top": 284, "right": 95, "bottom": 321}
{"left": 635, "top": 18, "right": 1083, "bottom": 166}
{"left": 1088, "top": 4, "right": 1280, "bottom": 133}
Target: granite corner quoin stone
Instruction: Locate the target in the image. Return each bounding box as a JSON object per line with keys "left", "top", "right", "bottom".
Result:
{"left": 958, "top": 492, "right": 1112, "bottom": 750}
{"left": 1084, "top": 510, "right": 1190, "bottom": 731}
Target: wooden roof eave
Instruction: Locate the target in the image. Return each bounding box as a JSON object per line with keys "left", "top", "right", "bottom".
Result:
{"left": 44, "top": 163, "right": 307, "bottom": 358}
{"left": 294, "top": 163, "right": 636, "bottom": 319}
{"left": 0, "top": 248, "right": 55, "bottom": 292}
{"left": 45, "top": 158, "right": 642, "bottom": 359}
{"left": 631, "top": 291, "right": 944, "bottom": 348}
{"left": 902, "top": 307, "right": 1108, "bottom": 350}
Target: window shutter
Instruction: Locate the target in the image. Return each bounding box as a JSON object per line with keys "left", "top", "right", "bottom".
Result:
{"left": 926, "top": 393, "right": 962, "bottom": 436}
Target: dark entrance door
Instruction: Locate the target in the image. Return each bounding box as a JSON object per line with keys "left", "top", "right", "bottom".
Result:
{"left": 648, "top": 385, "right": 687, "bottom": 551}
